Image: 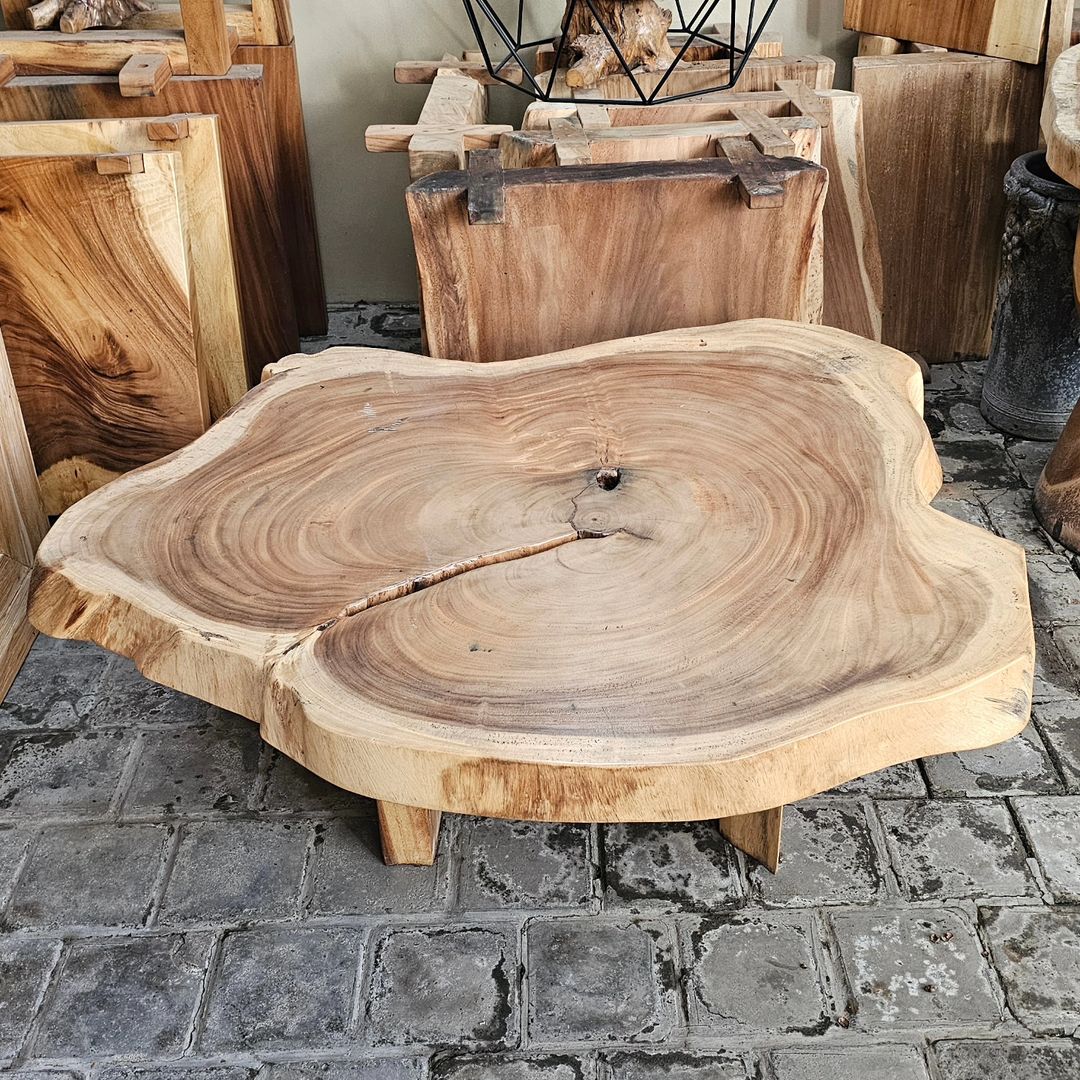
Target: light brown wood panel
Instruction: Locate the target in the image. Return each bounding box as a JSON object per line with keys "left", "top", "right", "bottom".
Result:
{"left": 854, "top": 52, "right": 1042, "bottom": 362}
{"left": 1044, "top": 42, "right": 1080, "bottom": 186}
{"left": 408, "top": 157, "right": 827, "bottom": 364}
{"left": 28, "top": 322, "right": 1034, "bottom": 852}
{"left": 0, "top": 114, "right": 247, "bottom": 417}
{"left": 235, "top": 43, "right": 326, "bottom": 336}
{"left": 178, "top": 0, "right": 232, "bottom": 74}
{"left": 843, "top": 0, "right": 1050, "bottom": 64}
{"left": 0, "top": 152, "right": 207, "bottom": 512}
{"left": 719, "top": 807, "right": 783, "bottom": 872}
{"left": 519, "top": 87, "right": 882, "bottom": 341}
{"left": 0, "top": 66, "right": 300, "bottom": 379}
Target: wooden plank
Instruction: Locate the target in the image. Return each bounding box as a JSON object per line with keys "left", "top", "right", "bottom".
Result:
{"left": 0, "top": 115, "right": 248, "bottom": 417}
{"left": 857, "top": 33, "right": 905, "bottom": 56}
{"left": 179, "top": 0, "right": 233, "bottom": 75}
{"left": 719, "top": 806, "right": 784, "bottom": 872}
{"left": 854, "top": 52, "right": 1042, "bottom": 362}
{"left": 549, "top": 115, "right": 593, "bottom": 165}
{"left": 844, "top": 0, "right": 1050, "bottom": 64}
{"left": 118, "top": 52, "right": 172, "bottom": 97}
{"left": 123, "top": 4, "right": 259, "bottom": 45}
{"left": 1045, "top": 43, "right": 1080, "bottom": 186}
{"left": 233, "top": 43, "right": 326, "bottom": 335}
{"left": 0, "top": 65, "right": 299, "bottom": 383}
{"left": 0, "top": 55, "right": 14, "bottom": 88}
{"left": 250, "top": 0, "right": 290, "bottom": 45}
{"left": 27, "top": 322, "right": 1034, "bottom": 842}
{"left": 406, "top": 65, "right": 489, "bottom": 181}
{"left": 377, "top": 802, "right": 441, "bottom": 865}
{"left": 367, "top": 123, "right": 509, "bottom": 154}
{"left": 466, "top": 147, "right": 504, "bottom": 224}
{"left": 409, "top": 157, "right": 826, "bottom": 363}
{"left": 94, "top": 150, "right": 143, "bottom": 173}
{"left": 729, "top": 104, "right": 797, "bottom": 156}
{"left": 0, "top": 152, "right": 207, "bottom": 512}
{"left": 0, "top": 28, "right": 237, "bottom": 75}
{"left": 718, "top": 136, "right": 786, "bottom": 207}
{"left": 394, "top": 58, "right": 524, "bottom": 85}
{"left": 500, "top": 116, "right": 821, "bottom": 169}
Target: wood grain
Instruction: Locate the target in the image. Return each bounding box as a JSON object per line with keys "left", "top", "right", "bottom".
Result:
{"left": 378, "top": 802, "right": 441, "bottom": 865}
{"left": 1044, "top": 43, "right": 1080, "bottom": 187}
{"left": 234, "top": 43, "right": 326, "bottom": 336}
{"left": 0, "top": 115, "right": 248, "bottom": 417}
{"left": 0, "top": 152, "right": 207, "bottom": 512}
{"left": 178, "top": 0, "right": 232, "bottom": 75}
{"left": 29, "top": 320, "right": 1034, "bottom": 830}
{"left": 719, "top": 807, "right": 783, "bottom": 872}
{"left": 843, "top": 0, "right": 1050, "bottom": 64}
{"left": 118, "top": 52, "right": 172, "bottom": 96}
{"left": 408, "top": 157, "right": 827, "bottom": 363}
{"left": 0, "top": 66, "right": 301, "bottom": 378}
{"left": 854, "top": 52, "right": 1042, "bottom": 362}
{"left": 520, "top": 86, "right": 882, "bottom": 340}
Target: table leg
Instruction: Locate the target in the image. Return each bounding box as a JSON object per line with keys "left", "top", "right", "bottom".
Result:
{"left": 377, "top": 801, "right": 442, "bottom": 865}
{"left": 718, "top": 806, "right": 784, "bottom": 873}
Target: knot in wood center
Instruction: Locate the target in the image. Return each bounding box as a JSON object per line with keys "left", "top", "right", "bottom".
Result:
{"left": 596, "top": 467, "right": 621, "bottom": 490}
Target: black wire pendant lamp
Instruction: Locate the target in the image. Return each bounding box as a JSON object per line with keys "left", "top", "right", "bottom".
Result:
{"left": 460, "top": 0, "right": 783, "bottom": 105}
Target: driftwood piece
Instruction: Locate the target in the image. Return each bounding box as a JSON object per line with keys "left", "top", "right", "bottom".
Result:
{"left": 853, "top": 52, "right": 1042, "bottom": 362}
{"left": 28, "top": 0, "right": 153, "bottom": 32}
{"left": 29, "top": 320, "right": 1035, "bottom": 869}
{"left": 408, "top": 156, "right": 826, "bottom": 363}
{"left": 562, "top": 0, "right": 674, "bottom": 89}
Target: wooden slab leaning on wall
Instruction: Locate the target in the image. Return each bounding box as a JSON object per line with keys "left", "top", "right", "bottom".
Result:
{"left": 519, "top": 84, "right": 883, "bottom": 342}
{"left": 853, "top": 51, "right": 1042, "bottom": 363}
{"left": 0, "top": 66, "right": 300, "bottom": 380}
{"left": 0, "top": 151, "right": 208, "bottom": 513}
{"left": 843, "top": 0, "right": 1050, "bottom": 65}
{"left": 0, "top": 114, "right": 247, "bottom": 418}
{"left": 408, "top": 154, "right": 827, "bottom": 364}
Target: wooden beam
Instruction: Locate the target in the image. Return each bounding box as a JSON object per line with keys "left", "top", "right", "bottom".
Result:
{"left": 718, "top": 136, "right": 786, "bottom": 207}
{"left": 0, "top": 28, "right": 236, "bottom": 75}
{"left": 179, "top": 0, "right": 233, "bottom": 75}
{"left": 0, "top": 55, "right": 14, "bottom": 89}
{"left": 118, "top": 52, "right": 173, "bottom": 97}
{"left": 394, "top": 58, "right": 524, "bottom": 86}
{"left": 730, "top": 104, "right": 797, "bottom": 156}
{"left": 550, "top": 115, "right": 593, "bottom": 166}
{"left": 365, "top": 123, "right": 509, "bottom": 154}
{"left": 719, "top": 807, "right": 784, "bottom": 873}
{"left": 466, "top": 147, "right": 505, "bottom": 225}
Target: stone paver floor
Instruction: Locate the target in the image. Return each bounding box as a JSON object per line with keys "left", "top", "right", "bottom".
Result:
{"left": 2, "top": 305, "right": 1080, "bottom": 1079}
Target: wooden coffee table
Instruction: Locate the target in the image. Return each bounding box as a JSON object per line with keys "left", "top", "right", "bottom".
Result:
{"left": 29, "top": 320, "right": 1035, "bottom": 870}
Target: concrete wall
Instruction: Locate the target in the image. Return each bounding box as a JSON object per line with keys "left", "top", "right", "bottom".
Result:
{"left": 291, "top": 0, "right": 859, "bottom": 300}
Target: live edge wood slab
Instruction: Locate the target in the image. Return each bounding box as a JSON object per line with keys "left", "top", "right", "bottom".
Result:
{"left": 29, "top": 320, "right": 1035, "bottom": 871}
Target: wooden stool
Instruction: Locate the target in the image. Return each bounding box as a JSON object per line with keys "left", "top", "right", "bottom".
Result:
{"left": 29, "top": 320, "right": 1035, "bottom": 871}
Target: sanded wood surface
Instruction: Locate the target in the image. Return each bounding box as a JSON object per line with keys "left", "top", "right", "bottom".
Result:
{"left": 1044, "top": 43, "right": 1080, "bottom": 186}
{"left": 408, "top": 157, "right": 826, "bottom": 363}
{"left": 719, "top": 807, "right": 783, "bottom": 873}
{"left": 519, "top": 86, "right": 883, "bottom": 341}
{"left": 843, "top": 0, "right": 1050, "bottom": 64}
{"left": 854, "top": 52, "right": 1042, "bottom": 362}
{"left": 0, "top": 152, "right": 207, "bottom": 512}
{"left": 0, "top": 114, "right": 247, "bottom": 417}
{"left": 0, "top": 333, "right": 48, "bottom": 701}
{"left": 29, "top": 320, "right": 1034, "bottom": 830}
{"left": 0, "top": 66, "right": 301, "bottom": 377}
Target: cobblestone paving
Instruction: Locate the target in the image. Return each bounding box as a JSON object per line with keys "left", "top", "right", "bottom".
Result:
{"left": 2, "top": 306, "right": 1080, "bottom": 1078}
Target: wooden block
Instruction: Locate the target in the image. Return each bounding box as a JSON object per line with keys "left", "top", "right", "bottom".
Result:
{"left": 365, "top": 123, "right": 509, "bottom": 154}
{"left": 0, "top": 65, "right": 299, "bottom": 384}
{"left": 466, "top": 147, "right": 505, "bottom": 225}
{"left": 549, "top": 115, "right": 593, "bottom": 165}
{"left": 27, "top": 322, "right": 1034, "bottom": 844}
{"left": 234, "top": 42, "right": 326, "bottom": 336}
{"left": 0, "top": 55, "right": 14, "bottom": 88}
{"left": 94, "top": 151, "right": 144, "bottom": 173}
{"left": 858, "top": 33, "right": 905, "bottom": 56}
{"left": 179, "top": 0, "right": 234, "bottom": 75}
{"left": 719, "top": 806, "right": 784, "bottom": 872}
{"left": 406, "top": 66, "right": 489, "bottom": 181}
{"left": 0, "top": 115, "right": 248, "bottom": 418}
{"left": 718, "top": 136, "right": 786, "bottom": 207}
{"left": 118, "top": 52, "right": 172, "bottom": 97}
{"left": 844, "top": 0, "right": 1049, "bottom": 64}
{"left": 776, "top": 78, "right": 830, "bottom": 125}
{"left": 1045, "top": 44, "right": 1080, "bottom": 188}
{"left": 409, "top": 157, "right": 826, "bottom": 363}
{"left": 377, "top": 802, "right": 441, "bottom": 865}
{"left": 854, "top": 52, "right": 1042, "bottom": 362}
{"left": 0, "top": 152, "right": 207, "bottom": 512}
{"left": 124, "top": 3, "right": 259, "bottom": 45}
{"left": 0, "top": 28, "right": 237, "bottom": 75}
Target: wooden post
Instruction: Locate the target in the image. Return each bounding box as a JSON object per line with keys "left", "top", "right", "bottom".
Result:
{"left": 377, "top": 802, "right": 441, "bottom": 865}
{"left": 718, "top": 807, "right": 784, "bottom": 872}
{"left": 179, "top": 0, "right": 232, "bottom": 75}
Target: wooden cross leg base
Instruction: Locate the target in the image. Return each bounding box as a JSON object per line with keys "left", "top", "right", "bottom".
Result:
{"left": 29, "top": 321, "right": 1035, "bottom": 878}
{"left": 378, "top": 802, "right": 785, "bottom": 871}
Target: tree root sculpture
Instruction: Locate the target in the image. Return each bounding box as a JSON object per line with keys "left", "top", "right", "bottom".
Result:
{"left": 563, "top": 0, "right": 675, "bottom": 89}
{"left": 27, "top": 0, "right": 154, "bottom": 32}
